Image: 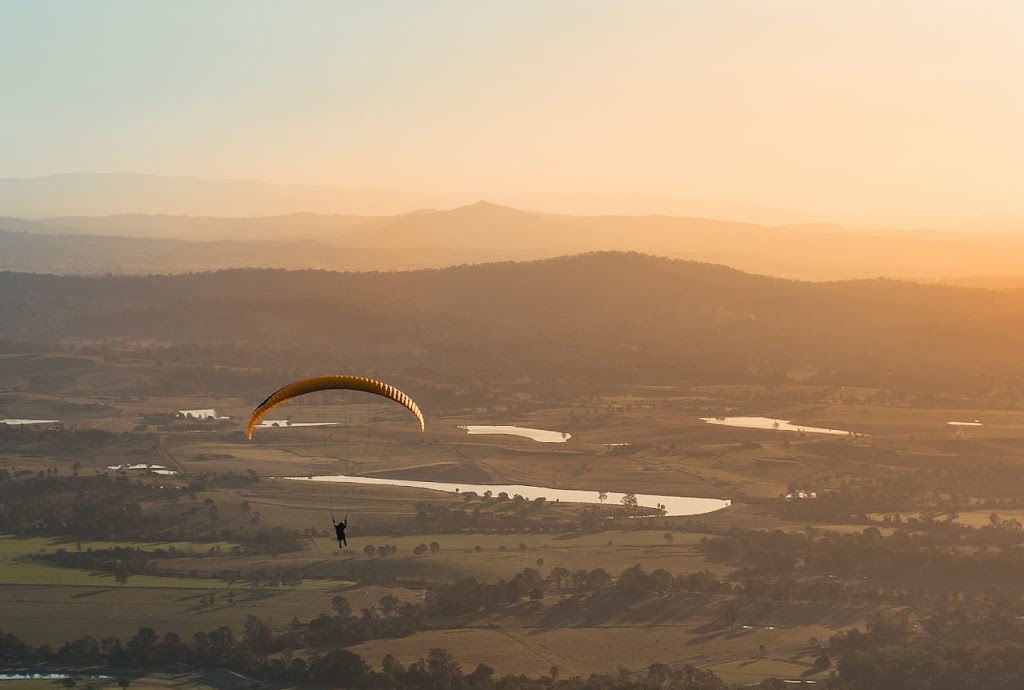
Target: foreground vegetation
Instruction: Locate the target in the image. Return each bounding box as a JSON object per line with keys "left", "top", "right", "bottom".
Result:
{"left": 6, "top": 256, "right": 1024, "bottom": 687}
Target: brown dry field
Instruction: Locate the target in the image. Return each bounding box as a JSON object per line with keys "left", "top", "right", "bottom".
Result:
{"left": 351, "top": 596, "right": 869, "bottom": 679}
{"left": 0, "top": 580, "right": 418, "bottom": 646}
{"left": 8, "top": 379, "right": 1024, "bottom": 682}
{"left": 150, "top": 529, "right": 733, "bottom": 586}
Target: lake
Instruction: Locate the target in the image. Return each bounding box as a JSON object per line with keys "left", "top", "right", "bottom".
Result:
{"left": 459, "top": 425, "right": 571, "bottom": 443}
{"left": 107, "top": 463, "right": 178, "bottom": 476}
{"left": 286, "top": 474, "right": 729, "bottom": 517}
{"left": 255, "top": 419, "right": 338, "bottom": 429}
{"left": 1, "top": 418, "right": 59, "bottom": 425}
{"left": 701, "top": 416, "right": 854, "bottom": 436}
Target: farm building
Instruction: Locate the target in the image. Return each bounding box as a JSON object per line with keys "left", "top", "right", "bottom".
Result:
{"left": 177, "top": 408, "right": 229, "bottom": 420}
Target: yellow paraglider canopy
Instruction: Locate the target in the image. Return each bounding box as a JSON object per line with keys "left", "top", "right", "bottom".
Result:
{"left": 246, "top": 375, "right": 425, "bottom": 439}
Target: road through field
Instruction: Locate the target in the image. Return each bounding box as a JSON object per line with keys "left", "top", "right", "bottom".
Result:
{"left": 156, "top": 434, "right": 184, "bottom": 473}
{"left": 491, "top": 624, "right": 575, "bottom": 674}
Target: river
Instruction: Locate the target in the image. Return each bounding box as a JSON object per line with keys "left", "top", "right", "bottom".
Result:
{"left": 286, "top": 474, "right": 729, "bottom": 517}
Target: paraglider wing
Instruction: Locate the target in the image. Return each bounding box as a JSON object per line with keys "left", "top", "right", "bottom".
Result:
{"left": 246, "top": 375, "right": 425, "bottom": 439}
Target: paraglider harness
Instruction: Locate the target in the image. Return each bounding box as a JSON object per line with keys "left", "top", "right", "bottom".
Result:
{"left": 333, "top": 515, "right": 347, "bottom": 548}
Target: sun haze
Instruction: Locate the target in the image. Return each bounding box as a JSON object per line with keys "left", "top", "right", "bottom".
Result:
{"left": 1, "top": 1, "right": 1021, "bottom": 225}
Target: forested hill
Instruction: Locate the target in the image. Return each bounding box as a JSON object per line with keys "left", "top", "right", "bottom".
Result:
{"left": 2, "top": 252, "right": 1023, "bottom": 393}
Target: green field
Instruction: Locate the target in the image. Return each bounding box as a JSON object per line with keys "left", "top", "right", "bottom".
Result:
{"left": 0, "top": 536, "right": 235, "bottom": 589}
{"left": 9, "top": 383, "right": 1024, "bottom": 683}
{"left": 704, "top": 655, "right": 826, "bottom": 685}
{"left": 0, "top": 534, "right": 370, "bottom": 592}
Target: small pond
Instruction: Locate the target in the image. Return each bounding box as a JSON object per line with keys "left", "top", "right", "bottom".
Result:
{"left": 107, "top": 463, "right": 178, "bottom": 476}
{"left": 701, "top": 416, "right": 854, "bottom": 436}
{"left": 459, "top": 425, "right": 571, "bottom": 443}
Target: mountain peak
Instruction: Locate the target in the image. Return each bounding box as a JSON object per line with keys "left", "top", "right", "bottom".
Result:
{"left": 444, "top": 200, "right": 543, "bottom": 216}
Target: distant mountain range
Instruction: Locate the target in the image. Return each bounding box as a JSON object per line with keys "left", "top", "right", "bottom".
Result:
{"left": 6, "top": 172, "right": 1024, "bottom": 229}
{"left": 4, "top": 198, "right": 1024, "bottom": 281}
{"left": 0, "top": 173, "right": 817, "bottom": 224}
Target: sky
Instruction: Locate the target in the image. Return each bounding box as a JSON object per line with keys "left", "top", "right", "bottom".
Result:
{"left": 1, "top": 0, "right": 1022, "bottom": 223}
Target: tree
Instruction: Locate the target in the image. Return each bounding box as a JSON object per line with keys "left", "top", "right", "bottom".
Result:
{"left": 664, "top": 532, "right": 674, "bottom": 544}
{"left": 364, "top": 544, "right": 376, "bottom": 557}
{"left": 332, "top": 596, "right": 351, "bottom": 618}
{"left": 207, "top": 626, "right": 234, "bottom": 663}
{"left": 647, "top": 663, "right": 670, "bottom": 686}
{"left": 430, "top": 541, "right": 441, "bottom": 556}
{"left": 156, "top": 632, "right": 188, "bottom": 663}
{"left": 65, "top": 636, "right": 101, "bottom": 665}
{"left": 722, "top": 602, "right": 740, "bottom": 628}
{"left": 382, "top": 653, "right": 405, "bottom": 678}
{"left": 550, "top": 567, "right": 571, "bottom": 590}
{"left": 618, "top": 564, "right": 651, "bottom": 595}
{"left": 379, "top": 594, "right": 400, "bottom": 616}
{"left": 243, "top": 615, "right": 272, "bottom": 656}
{"left": 310, "top": 649, "right": 368, "bottom": 685}
{"left": 588, "top": 568, "right": 613, "bottom": 592}
{"left": 598, "top": 491, "right": 608, "bottom": 504}
{"left": 426, "top": 648, "right": 462, "bottom": 690}
{"left": 649, "top": 568, "right": 673, "bottom": 593}
{"left": 467, "top": 663, "right": 494, "bottom": 690}
{"left": 621, "top": 493, "right": 639, "bottom": 513}
{"left": 125, "top": 627, "right": 157, "bottom": 666}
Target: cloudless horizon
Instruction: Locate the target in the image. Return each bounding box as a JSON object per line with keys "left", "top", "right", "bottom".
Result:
{"left": 2, "top": 1, "right": 1022, "bottom": 225}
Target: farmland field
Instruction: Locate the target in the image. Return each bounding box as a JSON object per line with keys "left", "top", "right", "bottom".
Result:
{"left": 6, "top": 371, "right": 1024, "bottom": 685}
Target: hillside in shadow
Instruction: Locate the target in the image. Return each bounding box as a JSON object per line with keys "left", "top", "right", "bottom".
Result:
{"left": 2, "top": 252, "right": 1022, "bottom": 394}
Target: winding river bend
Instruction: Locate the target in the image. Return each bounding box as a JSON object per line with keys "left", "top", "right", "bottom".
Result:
{"left": 285, "top": 474, "right": 730, "bottom": 517}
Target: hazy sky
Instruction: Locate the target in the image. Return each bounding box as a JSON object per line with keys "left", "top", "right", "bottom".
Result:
{"left": 2, "top": 1, "right": 1022, "bottom": 221}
